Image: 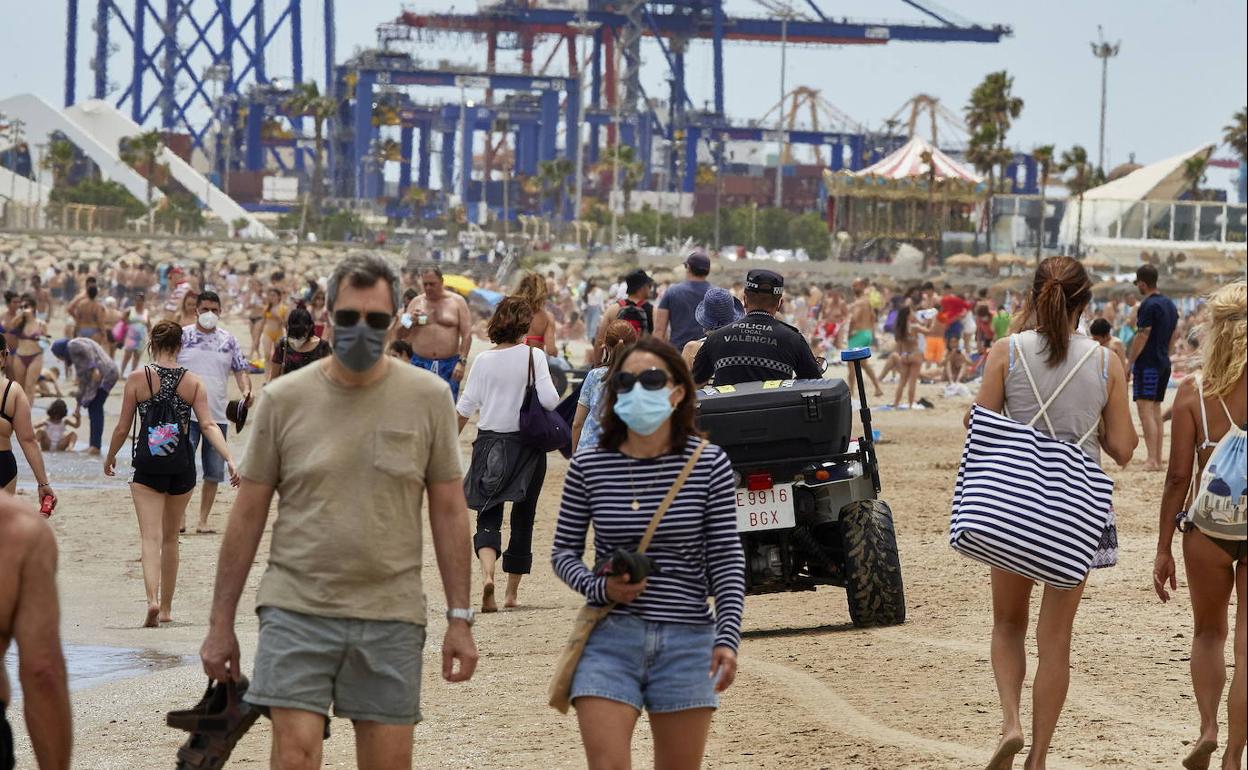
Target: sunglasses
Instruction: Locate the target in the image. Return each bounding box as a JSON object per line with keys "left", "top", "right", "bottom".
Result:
{"left": 612, "top": 368, "right": 670, "bottom": 393}
{"left": 333, "top": 309, "right": 393, "bottom": 331}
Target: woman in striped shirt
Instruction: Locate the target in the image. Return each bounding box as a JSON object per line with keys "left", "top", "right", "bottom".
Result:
{"left": 552, "top": 337, "right": 745, "bottom": 769}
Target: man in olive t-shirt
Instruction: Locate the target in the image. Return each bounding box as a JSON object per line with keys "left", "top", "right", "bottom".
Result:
{"left": 201, "top": 255, "right": 478, "bottom": 769}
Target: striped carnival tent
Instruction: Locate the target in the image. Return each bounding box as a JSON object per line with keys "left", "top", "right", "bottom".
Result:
{"left": 856, "top": 136, "right": 982, "bottom": 183}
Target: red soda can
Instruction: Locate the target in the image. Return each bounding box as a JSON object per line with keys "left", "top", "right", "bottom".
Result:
{"left": 39, "top": 494, "right": 56, "bottom": 517}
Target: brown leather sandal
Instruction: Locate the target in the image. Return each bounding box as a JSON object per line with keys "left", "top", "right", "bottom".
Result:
{"left": 167, "top": 677, "right": 260, "bottom": 769}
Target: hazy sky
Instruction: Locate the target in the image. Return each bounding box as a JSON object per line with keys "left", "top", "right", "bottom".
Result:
{"left": 3, "top": 0, "right": 1245, "bottom": 191}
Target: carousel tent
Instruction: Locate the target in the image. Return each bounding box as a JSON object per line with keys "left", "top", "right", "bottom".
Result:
{"left": 856, "top": 135, "right": 982, "bottom": 183}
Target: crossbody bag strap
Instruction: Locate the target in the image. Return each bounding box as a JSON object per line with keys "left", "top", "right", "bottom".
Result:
{"left": 637, "top": 440, "right": 708, "bottom": 554}
{"left": 527, "top": 346, "right": 536, "bottom": 389}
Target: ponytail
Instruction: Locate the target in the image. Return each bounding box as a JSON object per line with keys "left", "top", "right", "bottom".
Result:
{"left": 1011, "top": 256, "right": 1092, "bottom": 366}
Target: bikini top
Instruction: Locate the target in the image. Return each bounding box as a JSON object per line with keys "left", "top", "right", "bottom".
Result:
{"left": 1194, "top": 375, "right": 1234, "bottom": 452}
{"left": 0, "top": 380, "right": 14, "bottom": 424}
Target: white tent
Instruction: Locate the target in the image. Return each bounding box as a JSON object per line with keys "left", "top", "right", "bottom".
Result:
{"left": 1058, "top": 144, "right": 1214, "bottom": 248}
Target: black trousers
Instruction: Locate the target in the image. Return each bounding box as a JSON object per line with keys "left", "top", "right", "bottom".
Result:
{"left": 473, "top": 453, "right": 546, "bottom": 574}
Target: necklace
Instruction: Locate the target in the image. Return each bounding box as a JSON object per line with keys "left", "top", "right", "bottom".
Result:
{"left": 625, "top": 455, "right": 666, "bottom": 511}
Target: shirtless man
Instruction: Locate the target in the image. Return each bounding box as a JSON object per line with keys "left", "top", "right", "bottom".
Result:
{"left": 845, "top": 279, "right": 884, "bottom": 398}
{"left": 1090, "top": 318, "right": 1129, "bottom": 376}
{"left": 401, "top": 266, "right": 472, "bottom": 399}
{"left": 0, "top": 497, "right": 72, "bottom": 770}
{"left": 65, "top": 283, "right": 107, "bottom": 345}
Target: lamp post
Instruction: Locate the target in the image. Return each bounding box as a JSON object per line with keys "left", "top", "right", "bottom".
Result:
{"left": 1090, "top": 26, "right": 1120, "bottom": 173}
{"left": 774, "top": 7, "right": 795, "bottom": 209}
{"left": 568, "top": 17, "right": 600, "bottom": 224}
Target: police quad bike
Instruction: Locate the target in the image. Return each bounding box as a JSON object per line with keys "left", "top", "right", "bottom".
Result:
{"left": 695, "top": 347, "right": 905, "bottom": 627}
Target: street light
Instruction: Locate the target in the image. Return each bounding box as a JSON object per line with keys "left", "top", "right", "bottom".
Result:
{"left": 1090, "top": 26, "right": 1120, "bottom": 173}
{"left": 774, "top": 6, "right": 797, "bottom": 209}
{"left": 568, "top": 17, "right": 601, "bottom": 224}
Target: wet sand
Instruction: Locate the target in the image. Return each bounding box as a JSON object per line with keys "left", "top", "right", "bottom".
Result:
{"left": 4, "top": 364, "right": 1233, "bottom": 769}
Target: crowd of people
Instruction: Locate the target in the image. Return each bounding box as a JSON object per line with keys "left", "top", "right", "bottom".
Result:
{"left": 0, "top": 248, "right": 1242, "bottom": 770}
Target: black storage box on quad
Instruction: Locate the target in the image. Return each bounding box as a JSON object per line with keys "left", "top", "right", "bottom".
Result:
{"left": 695, "top": 379, "right": 852, "bottom": 467}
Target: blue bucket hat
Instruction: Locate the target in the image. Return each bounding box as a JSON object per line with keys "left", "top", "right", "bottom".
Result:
{"left": 695, "top": 287, "right": 745, "bottom": 332}
{"left": 50, "top": 338, "right": 70, "bottom": 362}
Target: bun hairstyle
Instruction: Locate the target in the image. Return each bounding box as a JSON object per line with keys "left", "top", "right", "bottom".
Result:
{"left": 149, "top": 319, "right": 184, "bottom": 356}
{"left": 600, "top": 319, "right": 639, "bottom": 366}
{"left": 1011, "top": 256, "right": 1092, "bottom": 366}
{"left": 1199, "top": 281, "right": 1247, "bottom": 398}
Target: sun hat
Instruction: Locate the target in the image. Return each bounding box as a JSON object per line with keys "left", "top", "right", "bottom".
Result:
{"left": 694, "top": 287, "right": 745, "bottom": 332}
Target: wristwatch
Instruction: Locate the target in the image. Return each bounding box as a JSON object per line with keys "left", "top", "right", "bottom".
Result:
{"left": 446, "top": 608, "right": 476, "bottom": 626}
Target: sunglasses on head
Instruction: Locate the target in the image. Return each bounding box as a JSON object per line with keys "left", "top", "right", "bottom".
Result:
{"left": 333, "top": 309, "right": 393, "bottom": 331}
{"left": 612, "top": 368, "right": 670, "bottom": 393}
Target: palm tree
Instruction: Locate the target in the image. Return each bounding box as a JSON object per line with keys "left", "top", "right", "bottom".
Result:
{"left": 284, "top": 81, "right": 338, "bottom": 215}
{"left": 41, "top": 139, "right": 77, "bottom": 189}
{"left": 1059, "top": 145, "right": 1093, "bottom": 257}
{"left": 1223, "top": 106, "right": 1247, "bottom": 162}
{"left": 594, "top": 144, "right": 643, "bottom": 216}
{"left": 965, "top": 71, "right": 1024, "bottom": 252}
{"left": 1183, "top": 155, "right": 1208, "bottom": 202}
{"left": 1031, "top": 144, "right": 1055, "bottom": 264}
{"left": 118, "top": 130, "right": 165, "bottom": 232}
{"left": 537, "top": 158, "right": 574, "bottom": 221}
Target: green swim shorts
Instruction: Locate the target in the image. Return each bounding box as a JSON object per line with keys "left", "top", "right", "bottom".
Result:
{"left": 848, "top": 329, "right": 874, "bottom": 349}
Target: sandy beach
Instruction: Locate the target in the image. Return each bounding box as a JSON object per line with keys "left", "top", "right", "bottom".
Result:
{"left": 3, "top": 361, "right": 1231, "bottom": 769}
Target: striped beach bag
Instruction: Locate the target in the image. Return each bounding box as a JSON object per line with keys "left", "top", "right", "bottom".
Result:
{"left": 950, "top": 342, "right": 1114, "bottom": 589}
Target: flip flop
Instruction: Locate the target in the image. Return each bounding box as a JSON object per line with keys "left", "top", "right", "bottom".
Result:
{"left": 167, "top": 677, "right": 260, "bottom": 769}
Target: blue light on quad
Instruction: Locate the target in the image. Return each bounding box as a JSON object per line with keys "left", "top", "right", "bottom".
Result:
{"left": 841, "top": 347, "right": 872, "bottom": 362}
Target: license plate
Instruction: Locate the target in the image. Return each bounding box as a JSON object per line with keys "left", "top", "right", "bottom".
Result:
{"left": 735, "top": 484, "right": 796, "bottom": 532}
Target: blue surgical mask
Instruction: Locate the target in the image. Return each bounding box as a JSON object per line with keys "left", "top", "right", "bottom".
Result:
{"left": 613, "top": 386, "right": 675, "bottom": 436}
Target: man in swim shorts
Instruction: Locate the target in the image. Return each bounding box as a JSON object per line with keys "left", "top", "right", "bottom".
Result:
{"left": 402, "top": 267, "right": 472, "bottom": 400}
{"left": 846, "top": 279, "right": 883, "bottom": 398}
{"left": 0, "top": 494, "right": 72, "bottom": 769}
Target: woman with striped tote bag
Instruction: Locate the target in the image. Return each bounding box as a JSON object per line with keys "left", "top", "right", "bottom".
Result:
{"left": 950, "top": 257, "right": 1138, "bottom": 770}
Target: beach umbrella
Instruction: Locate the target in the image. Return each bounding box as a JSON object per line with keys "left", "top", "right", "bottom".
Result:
{"left": 467, "top": 288, "right": 504, "bottom": 315}
{"left": 991, "top": 276, "right": 1028, "bottom": 293}
{"left": 1157, "top": 275, "right": 1198, "bottom": 296}
{"left": 442, "top": 274, "right": 478, "bottom": 297}
{"left": 1082, "top": 255, "right": 1114, "bottom": 271}
{"left": 1092, "top": 280, "right": 1129, "bottom": 299}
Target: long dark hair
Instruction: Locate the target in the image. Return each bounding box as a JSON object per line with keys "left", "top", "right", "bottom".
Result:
{"left": 597, "top": 337, "right": 701, "bottom": 454}
{"left": 1011, "top": 256, "right": 1092, "bottom": 366}
{"left": 894, "top": 305, "right": 912, "bottom": 342}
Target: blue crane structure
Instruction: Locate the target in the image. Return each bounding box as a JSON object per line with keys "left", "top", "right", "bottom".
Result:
{"left": 63, "top": 0, "right": 336, "bottom": 165}
{"left": 65, "top": 0, "right": 1037, "bottom": 219}
{"left": 320, "top": 0, "right": 1027, "bottom": 220}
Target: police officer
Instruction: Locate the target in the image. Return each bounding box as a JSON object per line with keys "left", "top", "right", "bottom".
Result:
{"left": 691, "top": 269, "right": 823, "bottom": 386}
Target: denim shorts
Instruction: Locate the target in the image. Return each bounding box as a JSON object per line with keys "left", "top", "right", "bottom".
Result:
{"left": 188, "top": 421, "right": 227, "bottom": 483}
{"left": 571, "top": 613, "right": 719, "bottom": 713}
{"left": 246, "top": 607, "right": 426, "bottom": 724}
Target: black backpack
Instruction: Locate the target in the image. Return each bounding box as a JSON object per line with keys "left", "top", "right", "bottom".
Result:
{"left": 617, "top": 299, "right": 652, "bottom": 336}
{"left": 133, "top": 366, "right": 192, "bottom": 475}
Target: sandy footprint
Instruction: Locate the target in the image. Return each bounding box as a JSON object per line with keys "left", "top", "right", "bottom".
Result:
{"left": 744, "top": 656, "right": 1091, "bottom": 770}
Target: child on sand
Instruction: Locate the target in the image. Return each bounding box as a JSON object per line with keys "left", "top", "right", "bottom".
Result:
{"left": 36, "top": 366, "right": 63, "bottom": 398}
{"left": 34, "top": 399, "right": 80, "bottom": 452}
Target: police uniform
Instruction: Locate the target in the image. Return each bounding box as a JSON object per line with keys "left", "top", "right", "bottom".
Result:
{"left": 691, "top": 269, "right": 823, "bottom": 386}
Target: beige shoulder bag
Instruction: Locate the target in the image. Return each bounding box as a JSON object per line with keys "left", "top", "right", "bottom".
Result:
{"left": 548, "top": 439, "right": 708, "bottom": 713}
